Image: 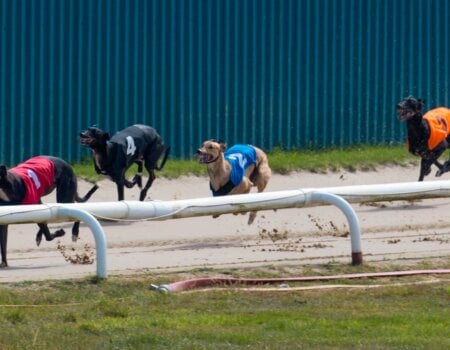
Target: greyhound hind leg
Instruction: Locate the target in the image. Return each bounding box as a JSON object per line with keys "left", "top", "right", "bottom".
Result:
{"left": 71, "top": 221, "right": 80, "bottom": 242}
{"left": 435, "top": 158, "right": 450, "bottom": 177}
{"left": 36, "top": 223, "right": 65, "bottom": 246}
{"left": 0, "top": 225, "right": 8, "bottom": 267}
{"left": 139, "top": 169, "right": 156, "bottom": 201}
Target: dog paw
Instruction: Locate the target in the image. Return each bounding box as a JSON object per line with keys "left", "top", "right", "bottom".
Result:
{"left": 72, "top": 234, "right": 79, "bottom": 243}
{"left": 36, "top": 237, "right": 42, "bottom": 246}
{"left": 248, "top": 212, "right": 257, "bottom": 225}
{"left": 436, "top": 162, "right": 450, "bottom": 177}
{"left": 435, "top": 168, "right": 449, "bottom": 177}
{"left": 139, "top": 190, "right": 149, "bottom": 201}
{"left": 436, "top": 167, "right": 447, "bottom": 177}
{"left": 54, "top": 229, "right": 66, "bottom": 238}
{"left": 0, "top": 261, "right": 7, "bottom": 268}
{"left": 133, "top": 175, "right": 143, "bottom": 188}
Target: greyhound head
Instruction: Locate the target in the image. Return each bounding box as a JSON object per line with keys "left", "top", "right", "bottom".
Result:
{"left": 0, "top": 165, "right": 19, "bottom": 203}
{"left": 0, "top": 165, "right": 8, "bottom": 180}
{"left": 79, "top": 127, "right": 110, "bottom": 149}
{"left": 196, "top": 140, "right": 227, "bottom": 164}
{"left": 396, "top": 96, "right": 425, "bottom": 121}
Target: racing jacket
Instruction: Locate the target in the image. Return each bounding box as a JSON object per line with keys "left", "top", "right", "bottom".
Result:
{"left": 210, "top": 144, "right": 257, "bottom": 196}
{"left": 423, "top": 107, "right": 450, "bottom": 150}
{"left": 10, "top": 157, "right": 55, "bottom": 204}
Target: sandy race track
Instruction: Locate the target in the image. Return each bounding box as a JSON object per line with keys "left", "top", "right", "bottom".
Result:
{"left": 1, "top": 165, "right": 450, "bottom": 283}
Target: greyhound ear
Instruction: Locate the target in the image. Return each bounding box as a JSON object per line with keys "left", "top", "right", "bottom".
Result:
{"left": 0, "top": 165, "right": 7, "bottom": 179}
{"left": 97, "top": 132, "right": 110, "bottom": 142}
{"left": 209, "top": 139, "right": 227, "bottom": 151}
{"left": 418, "top": 98, "right": 425, "bottom": 110}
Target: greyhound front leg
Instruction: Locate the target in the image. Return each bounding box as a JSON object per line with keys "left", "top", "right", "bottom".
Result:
{"left": 132, "top": 161, "right": 143, "bottom": 188}
{"left": 117, "top": 183, "right": 125, "bottom": 201}
{"left": 418, "top": 158, "right": 433, "bottom": 181}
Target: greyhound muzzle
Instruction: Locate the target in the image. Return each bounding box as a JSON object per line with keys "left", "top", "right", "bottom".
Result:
{"left": 196, "top": 150, "right": 219, "bottom": 164}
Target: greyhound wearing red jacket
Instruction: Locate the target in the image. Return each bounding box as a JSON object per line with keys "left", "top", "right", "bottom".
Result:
{"left": 0, "top": 156, "right": 98, "bottom": 267}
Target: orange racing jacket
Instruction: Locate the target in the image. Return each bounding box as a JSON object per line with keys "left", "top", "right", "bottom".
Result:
{"left": 407, "top": 107, "right": 450, "bottom": 152}
{"left": 422, "top": 107, "right": 450, "bottom": 150}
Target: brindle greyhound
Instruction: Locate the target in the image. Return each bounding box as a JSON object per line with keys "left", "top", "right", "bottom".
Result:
{"left": 0, "top": 155, "right": 98, "bottom": 267}
{"left": 196, "top": 140, "right": 272, "bottom": 224}
{"left": 80, "top": 124, "right": 170, "bottom": 201}
{"left": 397, "top": 96, "right": 450, "bottom": 181}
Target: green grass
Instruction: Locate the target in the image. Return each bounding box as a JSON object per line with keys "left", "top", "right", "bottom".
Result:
{"left": 267, "top": 144, "right": 416, "bottom": 173}
{"left": 0, "top": 262, "right": 449, "bottom": 349}
{"left": 74, "top": 144, "right": 418, "bottom": 181}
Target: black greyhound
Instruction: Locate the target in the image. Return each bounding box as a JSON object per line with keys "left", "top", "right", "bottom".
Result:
{"left": 396, "top": 96, "right": 450, "bottom": 181}
{"left": 80, "top": 124, "right": 170, "bottom": 201}
{"left": 0, "top": 155, "right": 98, "bottom": 267}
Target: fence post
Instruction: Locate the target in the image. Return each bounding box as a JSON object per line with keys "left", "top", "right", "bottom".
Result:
{"left": 310, "top": 191, "right": 362, "bottom": 265}
{"left": 57, "top": 207, "right": 108, "bottom": 278}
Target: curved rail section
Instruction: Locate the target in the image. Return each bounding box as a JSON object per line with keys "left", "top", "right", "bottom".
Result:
{"left": 1, "top": 180, "right": 450, "bottom": 278}
{"left": 57, "top": 207, "right": 107, "bottom": 279}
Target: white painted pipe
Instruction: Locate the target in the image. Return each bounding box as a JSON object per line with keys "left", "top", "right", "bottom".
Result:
{"left": 1, "top": 180, "right": 449, "bottom": 224}
{"left": 0, "top": 188, "right": 361, "bottom": 275}
{"left": 310, "top": 192, "right": 362, "bottom": 264}
{"left": 0, "top": 206, "right": 108, "bottom": 278}
{"left": 308, "top": 179, "right": 450, "bottom": 203}
{"left": 57, "top": 207, "right": 107, "bottom": 278}
{"left": 0, "top": 189, "right": 350, "bottom": 223}
{"left": 1, "top": 179, "right": 449, "bottom": 277}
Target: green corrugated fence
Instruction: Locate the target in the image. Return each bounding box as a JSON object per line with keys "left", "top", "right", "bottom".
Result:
{"left": 0, "top": 0, "right": 449, "bottom": 164}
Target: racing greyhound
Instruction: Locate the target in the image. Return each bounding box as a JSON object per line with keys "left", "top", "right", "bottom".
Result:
{"left": 0, "top": 155, "right": 98, "bottom": 267}
{"left": 80, "top": 124, "right": 170, "bottom": 201}
{"left": 197, "top": 139, "right": 272, "bottom": 224}
{"left": 397, "top": 96, "right": 450, "bottom": 181}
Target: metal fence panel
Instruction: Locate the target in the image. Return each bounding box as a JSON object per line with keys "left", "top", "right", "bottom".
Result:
{"left": 0, "top": 0, "right": 449, "bottom": 164}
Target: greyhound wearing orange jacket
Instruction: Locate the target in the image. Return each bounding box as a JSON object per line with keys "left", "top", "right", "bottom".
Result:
{"left": 397, "top": 96, "right": 450, "bottom": 181}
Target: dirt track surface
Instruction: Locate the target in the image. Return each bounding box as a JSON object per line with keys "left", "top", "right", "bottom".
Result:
{"left": 1, "top": 165, "right": 450, "bottom": 283}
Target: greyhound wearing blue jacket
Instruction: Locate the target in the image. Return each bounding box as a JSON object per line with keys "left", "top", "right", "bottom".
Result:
{"left": 197, "top": 140, "right": 272, "bottom": 224}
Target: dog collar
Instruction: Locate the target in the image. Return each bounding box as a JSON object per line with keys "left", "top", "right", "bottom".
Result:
{"left": 210, "top": 180, "right": 235, "bottom": 196}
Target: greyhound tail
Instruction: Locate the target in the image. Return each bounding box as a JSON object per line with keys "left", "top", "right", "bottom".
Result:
{"left": 155, "top": 146, "right": 171, "bottom": 171}
{"left": 76, "top": 184, "right": 99, "bottom": 203}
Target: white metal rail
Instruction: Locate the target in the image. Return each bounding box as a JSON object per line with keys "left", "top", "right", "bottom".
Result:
{"left": 1, "top": 180, "right": 450, "bottom": 278}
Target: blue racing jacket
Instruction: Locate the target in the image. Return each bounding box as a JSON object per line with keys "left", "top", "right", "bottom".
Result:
{"left": 210, "top": 144, "right": 257, "bottom": 196}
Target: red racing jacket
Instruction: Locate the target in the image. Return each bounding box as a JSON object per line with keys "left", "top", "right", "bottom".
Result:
{"left": 10, "top": 157, "right": 55, "bottom": 204}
